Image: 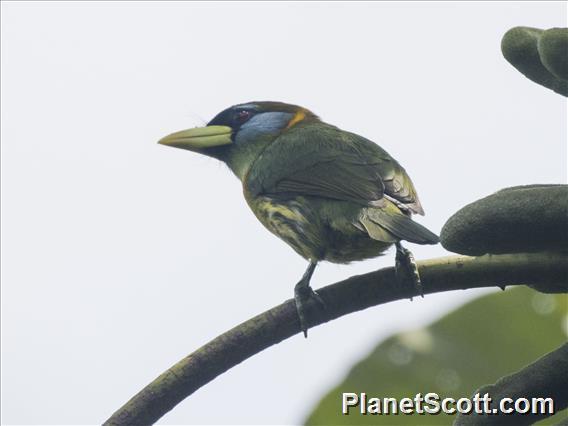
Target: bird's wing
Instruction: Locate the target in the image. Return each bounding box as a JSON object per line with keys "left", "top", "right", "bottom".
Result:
{"left": 246, "top": 122, "right": 424, "bottom": 214}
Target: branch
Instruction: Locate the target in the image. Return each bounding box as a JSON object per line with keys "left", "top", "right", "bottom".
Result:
{"left": 454, "top": 343, "right": 568, "bottom": 425}
{"left": 501, "top": 27, "right": 568, "bottom": 96}
{"left": 104, "top": 252, "right": 568, "bottom": 425}
{"left": 440, "top": 185, "right": 568, "bottom": 258}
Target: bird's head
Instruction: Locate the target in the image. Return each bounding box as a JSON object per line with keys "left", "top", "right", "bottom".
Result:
{"left": 158, "top": 101, "right": 318, "bottom": 179}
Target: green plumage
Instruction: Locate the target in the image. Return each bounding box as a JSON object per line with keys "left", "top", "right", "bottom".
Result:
{"left": 159, "top": 101, "right": 438, "bottom": 263}
{"left": 159, "top": 101, "right": 439, "bottom": 336}
{"left": 243, "top": 117, "right": 438, "bottom": 263}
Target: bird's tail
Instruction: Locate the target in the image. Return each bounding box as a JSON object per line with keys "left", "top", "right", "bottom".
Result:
{"left": 360, "top": 204, "right": 439, "bottom": 245}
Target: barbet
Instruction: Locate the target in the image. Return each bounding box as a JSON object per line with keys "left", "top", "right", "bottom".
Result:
{"left": 159, "top": 102, "right": 439, "bottom": 336}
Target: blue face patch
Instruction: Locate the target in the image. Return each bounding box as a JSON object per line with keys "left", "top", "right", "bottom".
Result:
{"left": 235, "top": 112, "right": 293, "bottom": 144}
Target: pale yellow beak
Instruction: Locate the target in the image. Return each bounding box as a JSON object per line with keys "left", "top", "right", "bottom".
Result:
{"left": 158, "top": 125, "right": 232, "bottom": 150}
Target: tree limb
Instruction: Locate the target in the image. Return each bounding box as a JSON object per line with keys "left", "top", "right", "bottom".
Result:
{"left": 104, "top": 252, "right": 568, "bottom": 425}
{"left": 501, "top": 27, "right": 568, "bottom": 96}
{"left": 454, "top": 343, "right": 568, "bottom": 425}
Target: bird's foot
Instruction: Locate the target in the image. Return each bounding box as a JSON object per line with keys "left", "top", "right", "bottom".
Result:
{"left": 395, "top": 242, "right": 423, "bottom": 299}
{"left": 294, "top": 284, "right": 326, "bottom": 338}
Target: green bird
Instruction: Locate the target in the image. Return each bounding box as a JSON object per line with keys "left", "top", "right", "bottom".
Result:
{"left": 159, "top": 101, "right": 439, "bottom": 336}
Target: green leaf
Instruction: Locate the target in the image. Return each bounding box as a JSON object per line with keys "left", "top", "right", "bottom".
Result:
{"left": 305, "top": 287, "right": 567, "bottom": 425}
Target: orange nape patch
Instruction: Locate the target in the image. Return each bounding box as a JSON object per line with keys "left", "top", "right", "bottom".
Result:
{"left": 286, "top": 110, "right": 306, "bottom": 129}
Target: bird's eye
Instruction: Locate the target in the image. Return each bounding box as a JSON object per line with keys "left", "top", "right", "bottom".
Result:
{"left": 234, "top": 110, "right": 252, "bottom": 124}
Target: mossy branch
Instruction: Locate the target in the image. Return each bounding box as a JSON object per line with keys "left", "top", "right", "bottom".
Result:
{"left": 454, "top": 343, "right": 568, "bottom": 425}
{"left": 501, "top": 27, "right": 568, "bottom": 96}
{"left": 103, "top": 252, "right": 567, "bottom": 425}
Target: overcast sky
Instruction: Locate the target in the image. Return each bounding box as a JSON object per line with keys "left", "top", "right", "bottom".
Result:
{"left": 2, "top": 2, "right": 566, "bottom": 425}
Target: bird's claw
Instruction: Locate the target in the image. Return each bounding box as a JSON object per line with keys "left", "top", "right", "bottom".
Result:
{"left": 395, "top": 243, "right": 423, "bottom": 299}
{"left": 294, "top": 286, "right": 326, "bottom": 338}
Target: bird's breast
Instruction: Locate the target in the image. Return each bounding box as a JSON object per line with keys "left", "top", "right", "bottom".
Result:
{"left": 243, "top": 191, "right": 393, "bottom": 263}
{"left": 245, "top": 194, "right": 326, "bottom": 261}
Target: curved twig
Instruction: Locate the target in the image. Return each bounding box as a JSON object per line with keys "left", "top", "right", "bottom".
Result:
{"left": 104, "top": 252, "right": 568, "bottom": 425}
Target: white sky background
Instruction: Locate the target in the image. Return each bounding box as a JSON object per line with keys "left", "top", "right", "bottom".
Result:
{"left": 1, "top": 2, "right": 566, "bottom": 424}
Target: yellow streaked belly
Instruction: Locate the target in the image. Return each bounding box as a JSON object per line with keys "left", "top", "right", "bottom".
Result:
{"left": 246, "top": 195, "right": 392, "bottom": 263}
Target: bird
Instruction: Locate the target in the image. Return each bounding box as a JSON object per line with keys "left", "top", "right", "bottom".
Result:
{"left": 158, "top": 101, "right": 439, "bottom": 337}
